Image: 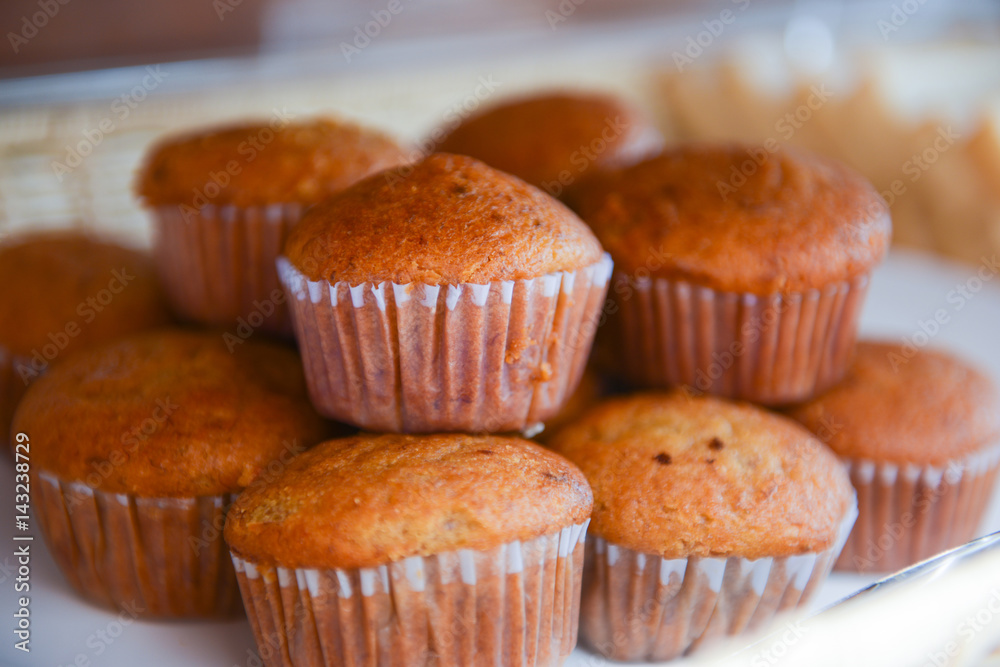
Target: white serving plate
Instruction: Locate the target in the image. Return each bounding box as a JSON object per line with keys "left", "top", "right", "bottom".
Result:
{"left": 3, "top": 248, "right": 999, "bottom": 667}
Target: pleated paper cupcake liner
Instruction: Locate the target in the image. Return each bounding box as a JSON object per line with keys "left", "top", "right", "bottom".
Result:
{"left": 33, "top": 469, "right": 242, "bottom": 617}
{"left": 836, "top": 443, "right": 1000, "bottom": 573}
{"left": 0, "top": 346, "right": 30, "bottom": 451}
{"left": 611, "top": 272, "right": 871, "bottom": 405}
{"left": 231, "top": 521, "right": 589, "bottom": 667}
{"left": 579, "top": 503, "right": 857, "bottom": 661}
{"left": 152, "top": 203, "right": 303, "bottom": 337}
{"left": 277, "top": 254, "right": 613, "bottom": 433}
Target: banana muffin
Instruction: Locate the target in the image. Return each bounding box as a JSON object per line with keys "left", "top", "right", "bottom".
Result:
{"left": 568, "top": 143, "right": 891, "bottom": 404}
{"left": 14, "top": 328, "right": 331, "bottom": 617}
{"left": 788, "top": 341, "right": 1000, "bottom": 572}
{"left": 138, "top": 116, "right": 409, "bottom": 335}
{"left": 225, "top": 432, "right": 593, "bottom": 667}
{"left": 279, "top": 152, "right": 612, "bottom": 433}
{"left": 549, "top": 391, "right": 855, "bottom": 661}
{"left": 436, "top": 90, "right": 662, "bottom": 197}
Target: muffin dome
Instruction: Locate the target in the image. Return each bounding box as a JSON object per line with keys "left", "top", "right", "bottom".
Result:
{"left": 0, "top": 232, "right": 171, "bottom": 360}
{"left": 14, "top": 329, "right": 331, "bottom": 496}
{"left": 137, "top": 117, "right": 408, "bottom": 208}
{"left": 569, "top": 144, "right": 891, "bottom": 293}
{"left": 548, "top": 391, "right": 853, "bottom": 559}
{"left": 282, "top": 153, "right": 604, "bottom": 285}
{"left": 436, "top": 91, "right": 662, "bottom": 190}
{"left": 788, "top": 341, "right": 1000, "bottom": 466}
{"left": 225, "top": 433, "right": 593, "bottom": 568}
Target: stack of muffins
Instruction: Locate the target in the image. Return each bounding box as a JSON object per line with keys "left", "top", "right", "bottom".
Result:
{"left": 8, "top": 90, "right": 1000, "bottom": 667}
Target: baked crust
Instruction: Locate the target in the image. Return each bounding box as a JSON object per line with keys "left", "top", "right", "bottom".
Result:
{"left": 788, "top": 340, "right": 1000, "bottom": 465}
{"left": 14, "top": 329, "right": 331, "bottom": 496}
{"left": 569, "top": 143, "right": 891, "bottom": 293}
{"left": 137, "top": 117, "right": 408, "bottom": 207}
{"left": 548, "top": 391, "right": 852, "bottom": 559}
{"left": 224, "top": 432, "right": 594, "bottom": 569}
{"left": 0, "top": 231, "right": 171, "bottom": 357}
{"left": 282, "top": 153, "right": 604, "bottom": 284}
{"left": 436, "top": 91, "right": 662, "bottom": 189}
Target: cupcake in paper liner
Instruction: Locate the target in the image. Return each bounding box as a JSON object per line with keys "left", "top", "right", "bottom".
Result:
{"left": 435, "top": 91, "right": 663, "bottom": 196}
{"left": 14, "top": 329, "right": 331, "bottom": 617}
{"left": 0, "top": 232, "right": 172, "bottom": 450}
{"left": 567, "top": 143, "right": 891, "bottom": 405}
{"left": 137, "top": 117, "right": 409, "bottom": 336}
{"left": 788, "top": 341, "right": 1000, "bottom": 573}
{"left": 278, "top": 153, "right": 612, "bottom": 433}
{"left": 223, "top": 433, "right": 593, "bottom": 667}
{"left": 548, "top": 391, "right": 856, "bottom": 661}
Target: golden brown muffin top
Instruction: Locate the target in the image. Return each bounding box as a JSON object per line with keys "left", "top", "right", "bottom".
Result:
{"left": 569, "top": 144, "right": 891, "bottom": 293}
{"left": 14, "top": 329, "right": 331, "bottom": 497}
{"left": 224, "top": 433, "right": 594, "bottom": 569}
{"left": 548, "top": 391, "right": 852, "bottom": 559}
{"left": 436, "top": 91, "right": 662, "bottom": 190}
{"left": 137, "top": 117, "right": 409, "bottom": 208}
{"left": 788, "top": 341, "right": 1000, "bottom": 466}
{"left": 282, "top": 153, "right": 604, "bottom": 285}
{"left": 0, "top": 232, "right": 171, "bottom": 358}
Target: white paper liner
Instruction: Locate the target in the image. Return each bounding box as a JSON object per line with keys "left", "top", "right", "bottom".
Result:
{"left": 611, "top": 271, "right": 871, "bottom": 405}
{"left": 579, "top": 499, "right": 857, "bottom": 661}
{"left": 152, "top": 203, "right": 302, "bottom": 336}
{"left": 33, "top": 469, "right": 241, "bottom": 617}
{"left": 231, "top": 521, "right": 589, "bottom": 667}
{"left": 277, "top": 254, "right": 613, "bottom": 433}
{"left": 837, "top": 441, "right": 1000, "bottom": 573}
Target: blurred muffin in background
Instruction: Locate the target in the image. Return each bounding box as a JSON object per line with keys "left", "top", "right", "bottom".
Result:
{"left": 226, "top": 432, "right": 593, "bottom": 667}
{"left": 14, "top": 329, "right": 332, "bottom": 617}
{"left": 549, "top": 391, "right": 855, "bottom": 661}
{"left": 436, "top": 90, "right": 663, "bottom": 199}
{"left": 569, "top": 143, "right": 891, "bottom": 405}
{"left": 0, "top": 231, "right": 171, "bottom": 448}
{"left": 788, "top": 340, "right": 1000, "bottom": 573}
{"left": 279, "top": 153, "right": 612, "bottom": 434}
{"left": 137, "top": 116, "right": 409, "bottom": 337}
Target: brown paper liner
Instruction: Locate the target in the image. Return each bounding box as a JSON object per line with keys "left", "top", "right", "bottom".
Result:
{"left": 579, "top": 506, "right": 856, "bottom": 661}
{"left": 610, "top": 272, "right": 871, "bottom": 405}
{"left": 232, "top": 522, "right": 589, "bottom": 667}
{"left": 151, "top": 203, "right": 302, "bottom": 337}
{"left": 836, "top": 445, "right": 1000, "bottom": 573}
{"left": 33, "top": 469, "right": 242, "bottom": 617}
{"left": 277, "top": 254, "right": 612, "bottom": 433}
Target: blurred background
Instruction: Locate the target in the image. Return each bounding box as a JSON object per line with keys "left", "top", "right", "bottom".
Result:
{"left": 0, "top": 0, "right": 998, "bottom": 264}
